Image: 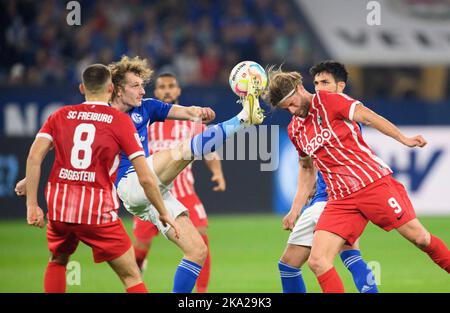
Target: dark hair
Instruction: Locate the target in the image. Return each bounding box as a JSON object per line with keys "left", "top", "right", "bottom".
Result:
{"left": 156, "top": 72, "right": 177, "bottom": 80}
{"left": 309, "top": 60, "right": 348, "bottom": 83}
{"left": 82, "top": 64, "right": 111, "bottom": 94}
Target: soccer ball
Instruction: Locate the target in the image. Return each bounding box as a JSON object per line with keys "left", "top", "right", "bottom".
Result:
{"left": 229, "top": 61, "right": 267, "bottom": 97}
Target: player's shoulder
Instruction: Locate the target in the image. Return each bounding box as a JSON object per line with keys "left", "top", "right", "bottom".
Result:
{"left": 318, "top": 91, "right": 359, "bottom": 110}
{"left": 48, "top": 103, "right": 84, "bottom": 118}
{"left": 322, "top": 90, "right": 356, "bottom": 102}
{"left": 137, "top": 97, "right": 168, "bottom": 116}
{"left": 141, "top": 97, "right": 167, "bottom": 107}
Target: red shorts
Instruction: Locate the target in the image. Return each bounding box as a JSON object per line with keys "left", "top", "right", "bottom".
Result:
{"left": 133, "top": 193, "right": 208, "bottom": 243}
{"left": 47, "top": 219, "right": 132, "bottom": 263}
{"left": 315, "top": 175, "right": 416, "bottom": 245}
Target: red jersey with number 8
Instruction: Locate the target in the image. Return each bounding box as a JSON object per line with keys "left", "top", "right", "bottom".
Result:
{"left": 37, "top": 102, "right": 144, "bottom": 225}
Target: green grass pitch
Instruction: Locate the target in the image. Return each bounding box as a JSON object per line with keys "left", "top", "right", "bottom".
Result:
{"left": 0, "top": 214, "right": 449, "bottom": 293}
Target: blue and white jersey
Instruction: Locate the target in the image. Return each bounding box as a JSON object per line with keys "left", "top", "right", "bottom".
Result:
{"left": 116, "top": 98, "right": 172, "bottom": 184}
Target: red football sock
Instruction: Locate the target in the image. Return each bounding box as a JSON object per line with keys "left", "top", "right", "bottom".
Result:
{"left": 421, "top": 234, "right": 450, "bottom": 273}
{"left": 44, "top": 262, "right": 67, "bottom": 293}
{"left": 126, "top": 282, "right": 148, "bottom": 293}
{"left": 134, "top": 246, "right": 148, "bottom": 271}
{"left": 197, "top": 235, "right": 211, "bottom": 293}
{"left": 317, "top": 267, "right": 345, "bottom": 293}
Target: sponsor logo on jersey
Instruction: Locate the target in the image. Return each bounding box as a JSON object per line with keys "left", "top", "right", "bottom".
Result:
{"left": 305, "top": 129, "right": 332, "bottom": 155}
{"left": 131, "top": 113, "right": 143, "bottom": 124}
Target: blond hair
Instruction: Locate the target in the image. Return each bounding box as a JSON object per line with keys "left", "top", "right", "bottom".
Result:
{"left": 264, "top": 66, "right": 303, "bottom": 108}
{"left": 108, "top": 55, "right": 153, "bottom": 100}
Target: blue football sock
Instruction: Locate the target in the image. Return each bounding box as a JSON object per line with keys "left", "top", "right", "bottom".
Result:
{"left": 190, "top": 115, "right": 246, "bottom": 158}
{"left": 340, "top": 250, "right": 378, "bottom": 293}
{"left": 172, "top": 259, "right": 202, "bottom": 293}
{"left": 278, "top": 261, "right": 306, "bottom": 293}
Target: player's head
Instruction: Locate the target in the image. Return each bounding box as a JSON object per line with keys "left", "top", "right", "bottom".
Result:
{"left": 108, "top": 55, "right": 153, "bottom": 108}
{"left": 79, "top": 64, "right": 113, "bottom": 99}
{"left": 154, "top": 73, "right": 181, "bottom": 104}
{"left": 309, "top": 60, "right": 348, "bottom": 93}
{"left": 265, "top": 67, "right": 311, "bottom": 118}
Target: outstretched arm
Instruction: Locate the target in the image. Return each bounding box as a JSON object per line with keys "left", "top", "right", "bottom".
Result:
{"left": 282, "top": 156, "right": 316, "bottom": 231}
{"left": 26, "top": 137, "right": 53, "bottom": 228}
{"left": 352, "top": 104, "right": 427, "bottom": 148}
{"left": 166, "top": 105, "right": 216, "bottom": 123}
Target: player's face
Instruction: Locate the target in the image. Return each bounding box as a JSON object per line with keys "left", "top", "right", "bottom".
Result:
{"left": 314, "top": 72, "right": 345, "bottom": 93}
{"left": 154, "top": 76, "right": 181, "bottom": 104}
{"left": 278, "top": 85, "right": 310, "bottom": 118}
{"left": 120, "top": 73, "right": 146, "bottom": 107}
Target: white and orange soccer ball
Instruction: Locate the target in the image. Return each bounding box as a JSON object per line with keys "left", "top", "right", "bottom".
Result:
{"left": 229, "top": 61, "right": 267, "bottom": 97}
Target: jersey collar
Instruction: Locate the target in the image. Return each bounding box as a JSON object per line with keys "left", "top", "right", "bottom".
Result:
{"left": 83, "top": 101, "right": 110, "bottom": 106}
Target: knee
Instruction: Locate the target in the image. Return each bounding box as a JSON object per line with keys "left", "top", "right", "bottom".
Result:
{"left": 186, "top": 240, "right": 208, "bottom": 264}
{"left": 307, "top": 254, "right": 330, "bottom": 275}
{"left": 280, "top": 253, "right": 300, "bottom": 269}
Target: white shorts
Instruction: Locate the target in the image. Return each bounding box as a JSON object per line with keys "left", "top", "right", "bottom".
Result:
{"left": 287, "top": 201, "right": 327, "bottom": 247}
{"left": 117, "top": 156, "right": 188, "bottom": 238}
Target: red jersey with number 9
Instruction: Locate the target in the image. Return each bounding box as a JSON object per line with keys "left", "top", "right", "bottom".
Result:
{"left": 287, "top": 90, "right": 393, "bottom": 200}
{"left": 37, "top": 102, "right": 144, "bottom": 225}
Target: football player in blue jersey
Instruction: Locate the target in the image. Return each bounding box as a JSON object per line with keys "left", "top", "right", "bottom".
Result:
{"left": 109, "top": 56, "right": 264, "bottom": 293}
{"left": 278, "top": 61, "right": 379, "bottom": 293}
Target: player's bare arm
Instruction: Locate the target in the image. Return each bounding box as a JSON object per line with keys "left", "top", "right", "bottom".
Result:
{"left": 204, "top": 152, "right": 226, "bottom": 192}
{"left": 131, "top": 155, "right": 180, "bottom": 239}
{"left": 282, "top": 157, "right": 316, "bottom": 231}
{"left": 352, "top": 104, "right": 427, "bottom": 148}
{"left": 166, "top": 105, "right": 216, "bottom": 124}
{"left": 25, "top": 137, "right": 53, "bottom": 228}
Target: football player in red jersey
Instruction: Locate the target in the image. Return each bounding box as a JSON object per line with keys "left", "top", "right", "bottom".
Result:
{"left": 131, "top": 73, "right": 225, "bottom": 293}
{"left": 25, "top": 64, "right": 179, "bottom": 293}
{"left": 279, "top": 61, "right": 378, "bottom": 293}
{"left": 265, "top": 67, "right": 449, "bottom": 292}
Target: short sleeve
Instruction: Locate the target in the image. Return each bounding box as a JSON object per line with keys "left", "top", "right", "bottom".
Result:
{"left": 287, "top": 120, "right": 307, "bottom": 159}
{"left": 319, "top": 91, "right": 362, "bottom": 121}
{"left": 115, "top": 113, "right": 145, "bottom": 161}
{"left": 36, "top": 113, "right": 55, "bottom": 142}
{"left": 143, "top": 98, "right": 173, "bottom": 122}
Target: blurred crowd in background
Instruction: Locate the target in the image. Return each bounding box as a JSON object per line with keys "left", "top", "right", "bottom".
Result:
{"left": 0, "top": 0, "right": 318, "bottom": 86}
{"left": 1, "top": 0, "right": 449, "bottom": 101}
